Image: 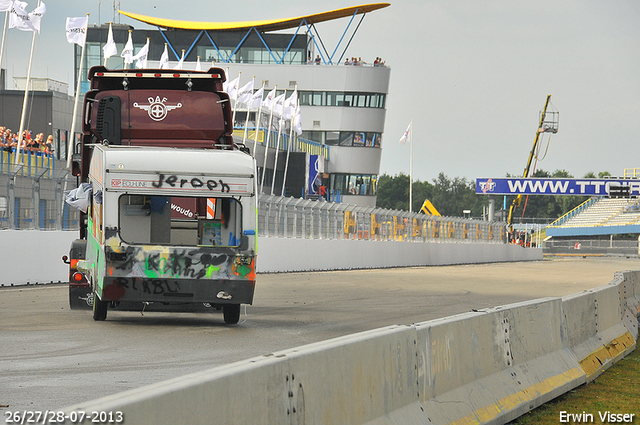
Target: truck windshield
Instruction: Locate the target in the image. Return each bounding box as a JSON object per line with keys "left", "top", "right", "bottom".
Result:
{"left": 118, "top": 195, "right": 242, "bottom": 247}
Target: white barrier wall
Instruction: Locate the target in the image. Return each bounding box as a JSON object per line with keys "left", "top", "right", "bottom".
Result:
{"left": 61, "top": 271, "right": 639, "bottom": 425}
{"left": 257, "top": 237, "right": 541, "bottom": 272}
{"left": 0, "top": 230, "right": 78, "bottom": 285}
{"left": 0, "top": 230, "right": 541, "bottom": 285}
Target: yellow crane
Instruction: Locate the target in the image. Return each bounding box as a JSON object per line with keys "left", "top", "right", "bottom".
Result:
{"left": 507, "top": 95, "right": 558, "bottom": 239}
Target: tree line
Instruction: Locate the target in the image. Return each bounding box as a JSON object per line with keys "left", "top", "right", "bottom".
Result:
{"left": 376, "top": 169, "right": 612, "bottom": 221}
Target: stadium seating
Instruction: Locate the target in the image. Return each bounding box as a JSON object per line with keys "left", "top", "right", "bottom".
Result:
{"left": 550, "top": 198, "right": 640, "bottom": 228}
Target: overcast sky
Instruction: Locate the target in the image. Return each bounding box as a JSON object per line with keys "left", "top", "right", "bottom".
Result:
{"left": 2, "top": 1, "right": 639, "bottom": 183}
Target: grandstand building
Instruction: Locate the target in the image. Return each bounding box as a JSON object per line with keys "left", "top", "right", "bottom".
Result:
{"left": 75, "top": 4, "right": 391, "bottom": 207}
{"left": 545, "top": 171, "right": 640, "bottom": 256}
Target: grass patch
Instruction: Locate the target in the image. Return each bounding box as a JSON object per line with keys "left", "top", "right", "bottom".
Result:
{"left": 511, "top": 345, "right": 640, "bottom": 424}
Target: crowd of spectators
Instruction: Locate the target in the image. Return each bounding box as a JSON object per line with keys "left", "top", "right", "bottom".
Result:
{"left": 0, "top": 125, "right": 54, "bottom": 156}
{"left": 344, "top": 56, "right": 386, "bottom": 67}
{"left": 308, "top": 55, "right": 387, "bottom": 67}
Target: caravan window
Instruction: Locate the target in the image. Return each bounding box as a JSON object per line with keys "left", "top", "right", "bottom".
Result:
{"left": 118, "top": 195, "right": 242, "bottom": 246}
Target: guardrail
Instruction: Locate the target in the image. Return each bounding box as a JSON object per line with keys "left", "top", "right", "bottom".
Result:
{"left": 61, "top": 271, "right": 639, "bottom": 425}
{"left": 259, "top": 194, "right": 507, "bottom": 244}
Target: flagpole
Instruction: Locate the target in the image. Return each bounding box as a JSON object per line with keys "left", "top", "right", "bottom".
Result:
{"left": 281, "top": 85, "right": 297, "bottom": 197}
{"left": 66, "top": 14, "right": 89, "bottom": 170}
{"left": 0, "top": 12, "right": 8, "bottom": 79}
{"left": 252, "top": 81, "right": 265, "bottom": 158}
{"left": 271, "top": 89, "right": 286, "bottom": 195}
{"left": 231, "top": 71, "right": 241, "bottom": 131}
{"left": 242, "top": 76, "right": 255, "bottom": 145}
{"left": 409, "top": 119, "right": 413, "bottom": 212}
{"left": 14, "top": 0, "right": 42, "bottom": 166}
{"left": 260, "top": 85, "right": 276, "bottom": 194}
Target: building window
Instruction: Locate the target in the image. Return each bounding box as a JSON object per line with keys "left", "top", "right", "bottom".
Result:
{"left": 331, "top": 173, "right": 377, "bottom": 196}
{"left": 299, "top": 91, "right": 385, "bottom": 108}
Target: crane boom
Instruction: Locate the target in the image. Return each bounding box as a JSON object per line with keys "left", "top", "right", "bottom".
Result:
{"left": 507, "top": 95, "right": 557, "bottom": 238}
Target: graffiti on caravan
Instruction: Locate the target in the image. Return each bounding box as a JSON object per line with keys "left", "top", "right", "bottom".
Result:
{"left": 152, "top": 173, "right": 230, "bottom": 193}
{"left": 476, "top": 178, "right": 640, "bottom": 196}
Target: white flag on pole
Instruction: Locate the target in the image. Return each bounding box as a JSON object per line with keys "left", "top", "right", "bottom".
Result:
{"left": 103, "top": 22, "right": 117, "bottom": 60}
{"left": 65, "top": 16, "right": 89, "bottom": 47}
{"left": 9, "top": 2, "right": 33, "bottom": 31}
{"left": 173, "top": 50, "right": 185, "bottom": 70}
{"left": 226, "top": 75, "right": 239, "bottom": 98}
{"left": 249, "top": 86, "right": 264, "bottom": 110}
{"left": 262, "top": 87, "right": 276, "bottom": 110}
{"left": 132, "top": 38, "right": 149, "bottom": 69}
{"left": 399, "top": 122, "right": 411, "bottom": 144}
{"left": 0, "top": 0, "right": 13, "bottom": 12}
{"left": 159, "top": 44, "right": 169, "bottom": 69}
{"left": 10, "top": 1, "right": 45, "bottom": 33}
{"left": 292, "top": 106, "right": 303, "bottom": 135}
{"left": 236, "top": 80, "right": 254, "bottom": 105}
{"left": 120, "top": 31, "right": 134, "bottom": 64}
{"left": 283, "top": 89, "right": 298, "bottom": 121}
{"left": 272, "top": 93, "right": 286, "bottom": 117}
{"left": 29, "top": 2, "right": 45, "bottom": 33}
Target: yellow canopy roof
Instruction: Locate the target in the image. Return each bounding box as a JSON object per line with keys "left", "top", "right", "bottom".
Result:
{"left": 119, "top": 3, "right": 390, "bottom": 32}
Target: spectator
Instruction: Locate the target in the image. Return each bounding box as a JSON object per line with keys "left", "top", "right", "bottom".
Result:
{"left": 45, "top": 135, "right": 54, "bottom": 155}
{"left": 314, "top": 54, "right": 321, "bottom": 65}
{"left": 344, "top": 57, "right": 350, "bottom": 65}
{"left": 33, "top": 133, "right": 44, "bottom": 154}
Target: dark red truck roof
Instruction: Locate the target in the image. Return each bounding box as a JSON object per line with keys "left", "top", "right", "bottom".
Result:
{"left": 82, "top": 66, "right": 234, "bottom": 149}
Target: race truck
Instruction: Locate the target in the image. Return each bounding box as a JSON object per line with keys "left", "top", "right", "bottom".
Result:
{"left": 63, "top": 66, "right": 257, "bottom": 324}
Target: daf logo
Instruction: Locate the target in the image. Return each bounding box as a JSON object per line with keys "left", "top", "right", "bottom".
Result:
{"left": 133, "top": 96, "right": 182, "bottom": 121}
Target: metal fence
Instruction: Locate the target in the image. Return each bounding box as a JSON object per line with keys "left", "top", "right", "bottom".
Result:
{"left": 0, "top": 161, "right": 80, "bottom": 231}
{"left": 544, "top": 238, "right": 639, "bottom": 256}
{"left": 258, "top": 194, "right": 507, "bottom": 243}
{"left": 0, "top": 170, "right": 507, "bottom": 244}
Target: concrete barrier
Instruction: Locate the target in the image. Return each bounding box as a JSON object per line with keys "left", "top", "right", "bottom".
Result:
{"left": 257, "top": 237, "right": 541, "bottom": 273}
{"left": 0, "top": 230, "right": 77, "bottom": 285}
{"left": 563, "top": 281, "right": 636, "bottom": 382}
{"left": 616, "top": 270, "right": 640, "bottom": 339}
{"left": 0, "top": 230, "right": 541, "bottom": 285}
{"left": 61, "top": 270, "right": 639, "bottom": 425}
{"left": 62, "top": 326, "right": 426, "bottom": 425}
{"left": 416, "top": 298, "right": 584, "bottom": 425}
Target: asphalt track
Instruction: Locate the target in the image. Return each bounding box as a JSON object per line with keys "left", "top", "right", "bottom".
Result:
{"left": 1, "top": 256, "right": 638, "bottom": 412}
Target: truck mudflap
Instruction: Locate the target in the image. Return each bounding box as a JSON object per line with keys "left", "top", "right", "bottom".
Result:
{"left": 66, "top": 239, "right": 92, "bottom": 310}
{"left": 98, "top": 277, "right": 256, "bottom": 306}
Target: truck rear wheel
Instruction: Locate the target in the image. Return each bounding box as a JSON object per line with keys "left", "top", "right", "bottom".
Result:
{"left": 93, "top": 293, "right": 108, "bottom": 321}
{"left": 223, "top": 304, "right": 241, "bottom": 324}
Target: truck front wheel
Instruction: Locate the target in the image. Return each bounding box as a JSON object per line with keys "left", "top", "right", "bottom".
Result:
{"left": 223, "top": 304, "right": 241, "bottom": 324}
{"left": 93, "top": 293, "right": 108, "bottom": 321}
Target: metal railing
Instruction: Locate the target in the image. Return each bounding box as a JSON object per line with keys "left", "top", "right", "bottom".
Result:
{"left": 0, "top": 164, "right": 80, "bottom": 231}
{"left": 233, "top": 128, "right": 330, "bottom": 160}
{"left": 1, "top": 172, "right": 506, "bottom": 245}
{"left": 258, "top": 194, "right": 507, "bottom": 244}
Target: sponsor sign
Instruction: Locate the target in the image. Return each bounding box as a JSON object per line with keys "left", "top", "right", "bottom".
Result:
{"left": 108, "top": 173, "right": 252, "bottom": 195}
{"left": 475, "top": 178, "right": 640, "bottom": 196}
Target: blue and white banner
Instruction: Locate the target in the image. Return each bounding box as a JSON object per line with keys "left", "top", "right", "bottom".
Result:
{"left": 475, "top": 178, "right": 640, "bottom": 196}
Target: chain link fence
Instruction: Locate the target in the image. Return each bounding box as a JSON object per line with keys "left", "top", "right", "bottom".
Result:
{"left": 0, "top": 165, "right": 506, "bottom": 244}
{"left": 258, "top": 194, "right": 507, "bottom": 243}
{"left": 544, "top": 238, "right": 639, "bottom": 256}
{"left": 0, "top": 156, "right": 80, "bottom": 230}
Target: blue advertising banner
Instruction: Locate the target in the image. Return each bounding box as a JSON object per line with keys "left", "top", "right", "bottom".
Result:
{"left": 308, "top": 154, "right": 322, "bottom": 195}
{"left": 475, "top": 178, "right": 640, "bottom": 196}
